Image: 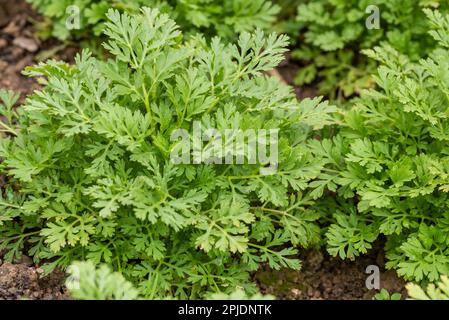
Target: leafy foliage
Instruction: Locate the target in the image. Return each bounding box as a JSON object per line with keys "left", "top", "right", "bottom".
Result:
{"left": 291, "top": 0, "right": 449, "bottom": 99}
{"left": 67, "top": 260, "right": 273, "bottom": 300}
{"left": 312, "top": 9, "right": 449, "bottom": 282}
{"left": 207, "top": 288, "right": 274, "bottom": 300}
{"left": 0, "top": 8, "right": 335, "bottom": 298}
{"left": 26, "top": 0, "right": 279, "bottom": 41}
{"left": 373, "top": 289, "right": 401, "bottom": 300}
{"left": 0, "top": 90, "right": 20, "bottom": 136}
{"left": 407, "top": 275, "right": 449, "bottom": 300}
{"left": 67, "top": 261, "right": 140, "bottom": 300}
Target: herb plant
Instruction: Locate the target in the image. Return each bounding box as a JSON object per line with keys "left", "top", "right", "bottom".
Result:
{"left": 292, "top": 0, "right": 449, "bottom": 100}
{"left": 67, "top": 261, "right": 140, "bottom": 300}
{"left": 312, "top": 9, "right": 449, "bottom": 282}
{"left": 407, "top": 275, "right": 449, "bottom": 300}
{"left": 0, "top": 8, "right": 336, "bottom": 298}
{"left": 373, "top": 289, "right": 401, "bottom": 300}
{"left": 66, "top": 260, "right": 273, "bottom": 299}
{"left": 27, "top": 0, "right": 280, "bottom": 41}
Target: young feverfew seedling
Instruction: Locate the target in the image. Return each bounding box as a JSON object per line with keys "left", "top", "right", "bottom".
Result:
{"left": 407, "top": 275, "right": 449, "bottom": 300}
{"left": 0, "top": 90, "right": 20, "bottom": 136}
{"left": 312, "top": 9, "right": 449, "bottom": 283}
{"left": 291, "top": 0, "right": 449, "bottom": 100}
{"left": 26, "top": 0, "right": 280, "bottom": 41}
{"left": 0, "top": 8, "right": 335, "bottom": 298}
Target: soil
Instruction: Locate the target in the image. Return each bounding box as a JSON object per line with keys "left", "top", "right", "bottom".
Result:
{"left": 0, "top": 0, "right": 78, "bottom": 98}
{"left": 277, "top": 55, "right": 318, "bottom": 100}
{"left": 0, "top": 0, "right": 407, "bottom": 301}
{"left": 0, "top": 260, "right": 69, "bottom": 300}
{"left": 268, "top": 54, "right": 318, "bottom": 100}
{"left": 255, "top": 241, "right": 407, "bottom": 300}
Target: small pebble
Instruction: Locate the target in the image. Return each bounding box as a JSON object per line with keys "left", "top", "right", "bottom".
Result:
{"left": 13, "top": 36, "right": 38, "bottom": 52}
{"left": 3, "top": 20, "right": 21, "bottom": 35}
{"left": 0, "top": 38, "right": 7, "bottom": 49}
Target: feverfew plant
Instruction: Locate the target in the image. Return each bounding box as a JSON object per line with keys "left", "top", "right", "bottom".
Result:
{"left": 27, "top": 0, "right": 280, "bottom": 41}
{"left": 66, "top": 260, "right": 273, "bottom": 300}
{"left": 292, "top": 0, "right": 449, "bottom": 99}
{"left": 67, "top": 261, "right": 140, "bottom": 300}
{"left": 0, "top": 8, "right": 335, "bottom": 298}
{"left": 311, "top": 10, "right": 449, "bottom": 282}
{"left": 407, "top": 275, "right": 449, "bottom": 300}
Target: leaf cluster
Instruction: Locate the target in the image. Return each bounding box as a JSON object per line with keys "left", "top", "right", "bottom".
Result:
{"left": 407, "top": 275, "right": 449, "bottom": 300}
{"left": 312, "top": 9, "right": 449, "bottom": 282}
{"left": 0, "top": 8, "right": 335, "bottom": 298}
{"left": 27, "top": 0, "right": 280, "bottom": 41}
{"left": 291, "top": 0, "right": 449, "bottom": 100}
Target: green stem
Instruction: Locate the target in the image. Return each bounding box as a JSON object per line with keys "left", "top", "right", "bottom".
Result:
{"left": 0, "top": 201, "right": 23, "bottom": 209}
{"left": 0, "top": 123, "right": 17, "bottom": 135}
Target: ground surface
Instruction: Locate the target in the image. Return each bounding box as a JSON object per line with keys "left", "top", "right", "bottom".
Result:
{"left": 255, "top": 242, "right": 407, "bottom": 300}
{"left": 0, "top": 0, "right": 77, "bottom": 97}
{"left": 0, "top": 0, "right": 407, "bottom": 300}
{"left": 0, "top": 258, "right": 69, "bottom": 299}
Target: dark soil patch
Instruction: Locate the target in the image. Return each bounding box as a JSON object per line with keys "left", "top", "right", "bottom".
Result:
{"left": 276, "top": 53, "right": 319, "bottom": 100}
{"left": 254, "top": 243, "right": 407, "bottom": 300}
{"left": 0, "top": 256, "right": 69, "bottom": 300}
{"left": 0, "top": 0, "right": 78, "bottom": 98}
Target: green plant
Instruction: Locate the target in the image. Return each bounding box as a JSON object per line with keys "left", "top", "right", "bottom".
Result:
{"left": 66, "top": 260, "right": 273, "bottom": 300}
{"left": 207, "top": 288, "right": 274, "bottom": 300}
{"left": 291, "top": 0, "right": 449, "bottom": 100}
{"left": 373, "top": 288, "right": 401, "bottom": 300}
{"left": 0, "top": 90, "right": 21, "bottom": 137}
{"left": 0, "top": 8, "right": 336, "bottom": 299}
{"left": 67, "top": 261, "right": 140, "bottom": 299}
{"left": 27, "top": 0, "right": 280, "bottom": 41}
{"left": 407, "top": 275, "right": 449, "bottom": 300}
{"left": 311, "top": 9, "right": 449, "bottom": 282}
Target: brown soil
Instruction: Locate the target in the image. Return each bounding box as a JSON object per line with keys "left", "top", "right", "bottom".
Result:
{"left": 276, "top": 53, "right": 318, "bottom": 100}
{"left": 254, "top": 242, "right": 407, "bottom": 300}
{"left": 0, "top": 260, "right": 69, "bottom": 300}
{"left": 0, "top": 0, "right": 77, "bottom": 98}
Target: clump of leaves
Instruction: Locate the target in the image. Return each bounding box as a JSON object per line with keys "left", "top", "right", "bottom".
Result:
{"left": 407, "top": 275, "right": 449, "bottom": 300}
{"left": 207, "top": 288, "right": 274, "bottom": 300}
{"left": 67, "top": 260, "right": 273, "bottom": 300}
{"left": 291, "top": 0, "right": 449, "bottom": 100}
{"left": 67, "top": 261, "right": 140, "bottom": 300}
{"left": 373, "top": 289, "right": 401, "bottom": 300}
{"left": 0, "top": 90, "right": 21, "bottom": 136}
{"left": 311, "top": 9, "right": 449, "bottom": 282}
{"left": 27, "top": 0, "right": 280, "bottom": 41}
{"left": 0, "top": 8, "right": 335, "bottom": 298}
